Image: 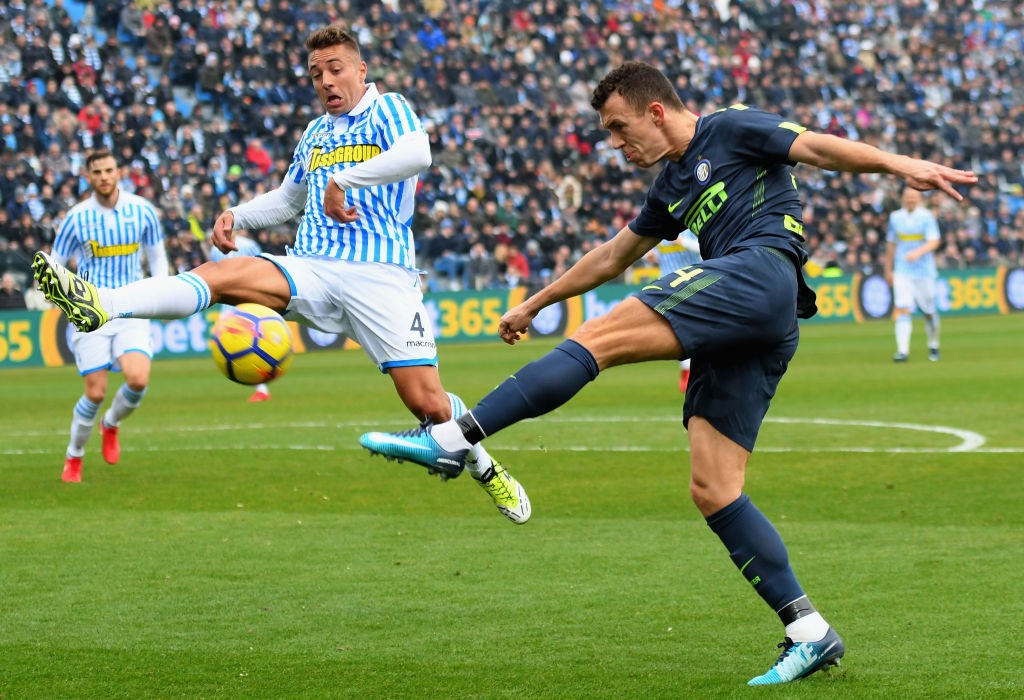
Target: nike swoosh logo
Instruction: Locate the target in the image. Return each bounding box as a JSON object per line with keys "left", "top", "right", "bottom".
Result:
{"left": 667, "top": 197, "right": 686, "bottom": 213}
{"left": 370, "top": 435, "right": 431, "bottom": 452}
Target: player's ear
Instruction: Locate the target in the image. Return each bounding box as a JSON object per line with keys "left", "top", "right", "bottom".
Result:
{"left": 649, "top": 102, "right": 666, "bottom": 126}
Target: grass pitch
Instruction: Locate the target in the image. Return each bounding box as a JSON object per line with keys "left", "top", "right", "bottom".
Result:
{"left": 2, "top": 314, "right": 1022, "bottom": 698}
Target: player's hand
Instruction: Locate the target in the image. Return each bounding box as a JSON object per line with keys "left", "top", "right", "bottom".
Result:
{"left": 211, "top": 211, "right": 237, "bottom": 253}
{"left": 323, "top": 179, "right": 358, "bottom": 223}
{"left": 901, "top": 158, "right": 977, "bottom": 201}
{"left": 498, "top": 303, "right": 537, "bottom": 346}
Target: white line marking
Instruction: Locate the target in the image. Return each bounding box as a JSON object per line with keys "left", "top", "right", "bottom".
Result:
{"left": 2, "top": 417, "right": 1016, "bottom": 456}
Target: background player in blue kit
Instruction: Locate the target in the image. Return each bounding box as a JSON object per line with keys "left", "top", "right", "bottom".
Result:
{"left": 654, "top": 230, "right": 701, "bottom": 391}
{"left": 50, "top": 149, "right": 168, "bottom": 483}
{"left": 359, "top": 61, "right": 977, "bottom": 684}
{"left": 33, "top": 26, "right": 530, "bottom": 524}
{"left": 884, "top": 187, "right": 943, "bottom": 362}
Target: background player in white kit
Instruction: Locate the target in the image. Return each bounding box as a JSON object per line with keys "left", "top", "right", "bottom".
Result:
{"left": 50, "top": 149, "right": 168, "bottom": 482}
{"left": 34, "top": 26, "right": 530, "bottom": 523}
{"left": 655, "top": 230, "right": 701, "bottom": 391}
{"left": 884, "top": 187, "right": 942, "bottom": 362}
{"left": 208, "top": 234, "right": 273, "bottom": 402}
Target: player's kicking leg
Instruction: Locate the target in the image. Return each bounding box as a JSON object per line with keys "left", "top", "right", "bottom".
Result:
{"left": 33, "top": 252, "right": 110, "bottom": 331}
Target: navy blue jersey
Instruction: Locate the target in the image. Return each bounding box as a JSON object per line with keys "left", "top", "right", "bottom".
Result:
{"left": 630, "top": 104, "right": 809, "bottom": 263}
{"left": 629, "top": 104, "right": 816, "bottom": 317}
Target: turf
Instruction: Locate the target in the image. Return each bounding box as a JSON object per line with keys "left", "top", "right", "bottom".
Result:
{"left": 2, "top": 314, "right": 1022, "bottom": 698}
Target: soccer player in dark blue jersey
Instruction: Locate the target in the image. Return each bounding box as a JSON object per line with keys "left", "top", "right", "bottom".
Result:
{"left": 359, "top": 61, "right": 977, "bottom": 684}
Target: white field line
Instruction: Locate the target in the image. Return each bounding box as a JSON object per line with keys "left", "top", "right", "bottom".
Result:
{"left": 2, "top": 417, "right": 1021, "bottom": 456}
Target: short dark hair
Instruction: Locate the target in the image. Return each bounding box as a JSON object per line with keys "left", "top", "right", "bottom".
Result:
{"left": 591, "top": 61, "right": 684, "bottom": 113}
{"left": 305, "top": 25, "right": 361, "bottom": 56}
{"left": 85, "top": 149, "right": 116, "bottom": 169}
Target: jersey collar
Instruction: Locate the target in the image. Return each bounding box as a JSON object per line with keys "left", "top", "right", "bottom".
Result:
{"left": 332, "top": 82, "right": 379, "bottom": 123}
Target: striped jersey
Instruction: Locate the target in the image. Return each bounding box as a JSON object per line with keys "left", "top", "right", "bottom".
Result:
{"left": 54, "top": 191, "right": 164, "bottom": 288}
{"left": 887, "top": 205, "right": 939, "bottom": 278}
{"left": 209, "top": 235, "right": 262, "bottom": 261}
{"left": 657, "top": 230, "right": 702, "bottom": 274}
{"left": 285, "top": 83, "right": 423, "bottom": 269}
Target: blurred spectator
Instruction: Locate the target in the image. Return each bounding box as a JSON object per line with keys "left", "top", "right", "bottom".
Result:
{"left": 0, "top": 271, "right": 27, "bottom": 310}
{"left": 0, "top": 0, "right": 1021, "bottom": 286}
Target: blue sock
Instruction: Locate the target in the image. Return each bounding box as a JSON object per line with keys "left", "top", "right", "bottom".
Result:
{"left": 460, "top": 339, "right": 599, "bottom": 441}
{"left": 706, "top": 494, "right": 805, "bottom": 613}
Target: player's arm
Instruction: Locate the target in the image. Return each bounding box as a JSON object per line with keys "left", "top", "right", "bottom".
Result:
{"left": 499, "top": 226, "right": 659, "bottom": 345}
{"left": 884, "top": 241, "right": 896, "bottom": 285}
{"left": 788, "top": 131, "right": 977, "bottom": 200}
{"left": 907, "top": 235, "right": 942, "bottom": 263}
{"left": 144, "top": 241, "right": 170, "bottom": 277}
{"left": 212, "top": 179, "right": 307, "bottom": 253}
{"left": 324, "top": 130, "right": 431, "bottom": 223}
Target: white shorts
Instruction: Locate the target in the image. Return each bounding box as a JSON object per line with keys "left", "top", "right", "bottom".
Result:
{"left": 893, "top": 273, "right": 937, "bottom": 315}
{"left": 71, "top": 317, "right": 153, "bottom": 376}
{"left": 264, "top": 255, "right": 438, "bottom": 371}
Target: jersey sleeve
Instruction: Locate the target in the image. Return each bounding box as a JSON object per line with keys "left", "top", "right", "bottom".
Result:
{"left": 720, "top": 106, "right": 806, "bottom": 163}
{"left": 629, "top": 197, "right": 689, "bottom": 240}
{"left": 140, "top": 200, "right": 165, "bottom": 246}
{"left": 52, "top": 212, "right": 84, "bottom": 265}
{"left": 924, "top": 211, "right": 941, "bottom": 241}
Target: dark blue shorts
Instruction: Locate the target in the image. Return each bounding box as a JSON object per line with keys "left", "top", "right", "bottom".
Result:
{"left": 634, "top": 246, "right": 801, "bottom": 452}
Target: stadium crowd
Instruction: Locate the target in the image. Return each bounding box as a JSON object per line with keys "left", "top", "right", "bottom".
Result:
{"left": 1, "top": 0, "right": 1022, "bottom": 303}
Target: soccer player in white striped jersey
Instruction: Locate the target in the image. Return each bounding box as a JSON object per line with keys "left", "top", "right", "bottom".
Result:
{"left": 208, "top": 234, "right": 273, "bottom": 403}
{"left": 884, "top": 187, "right": 942, "bottom": 362}
{"left": 50, "top": 149, "right": 168, "bottom": 483}
{"left": 33, "top": 26, "right": 530, "bottom": 523}
{"left": 656, "top": 230, "right": 701, "bottom": 392}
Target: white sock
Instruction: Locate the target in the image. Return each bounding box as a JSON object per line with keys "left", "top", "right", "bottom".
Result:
{"left": 68, "top": 395, "right": 99, "bottom": 457}
{"left": 785, "top": 612, "right": 830, "bottom": 643}
{"left": 100, "top": 272, "right": 212, "bottom": 319}
{"left": 924, "top": 314, "right": 940, "bottom": 349}
{"left": 431, "top": 419, "right": 474, "bottom": 453}
{"left": 103, "top": 385, "right": 146, "bottom": 427}
{"left": 445, "top": 392, "right": 490, "bottom": 477}
{"left": 895, "top": 314, "right": 912, "bottom": 354}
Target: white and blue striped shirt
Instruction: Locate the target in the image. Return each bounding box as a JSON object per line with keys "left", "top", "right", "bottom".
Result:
{"left": 657, "top": 230, "right": 702, "bottom": 275}
{"left": 54, "top": 191, "right": 165, "bottom": 288}
{"left": 887, "top": 205, "right": 940, "bottom": 279}
{"left": 286, "top": 84, "right": 423, "bottom": 268}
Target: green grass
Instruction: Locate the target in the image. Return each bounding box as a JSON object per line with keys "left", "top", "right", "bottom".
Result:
{"left": 2, "top": 314, "right": 1023, "bottom": 698}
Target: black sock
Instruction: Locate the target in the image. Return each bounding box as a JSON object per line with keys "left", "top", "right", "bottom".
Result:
{"left": 706, "top": 494, "right": 806, "bottom": 613}
{"left": 460, "top": 339, "right": 599, "bottom": 442}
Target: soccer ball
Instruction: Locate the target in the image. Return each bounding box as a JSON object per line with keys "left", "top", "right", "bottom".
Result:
{"left": 209, "top": 303, "right": 293, "bottom": 385}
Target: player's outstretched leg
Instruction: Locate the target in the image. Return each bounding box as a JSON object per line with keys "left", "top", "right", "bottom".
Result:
{"left": 747, "top": 627, "right": 845, "bottom": 685}
{"left": 33, "top": 252, "right": 110, "bottom": 332}
{"left": 359, "top": 423, "right": 467, "bottom": 480}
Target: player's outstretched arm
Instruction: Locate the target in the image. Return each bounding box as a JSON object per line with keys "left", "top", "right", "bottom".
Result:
{"left": 789, "top": 131, "right": 977, "bottom": 200}
{"left": 499, "top": 227, "right": 658, "bottom": 345}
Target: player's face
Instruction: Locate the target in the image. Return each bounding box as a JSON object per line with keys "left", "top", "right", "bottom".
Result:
{"left": 902, "top": 187, "right": 921, "bottom": 211}
{"left": 308, "top": 43, "right": 368, "bottom": 117}
{"left": 598, "top": 92, "right": 668, "bottom": 169}
{"left": 86, "top": 156, "right": 118, "bottom": 198}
